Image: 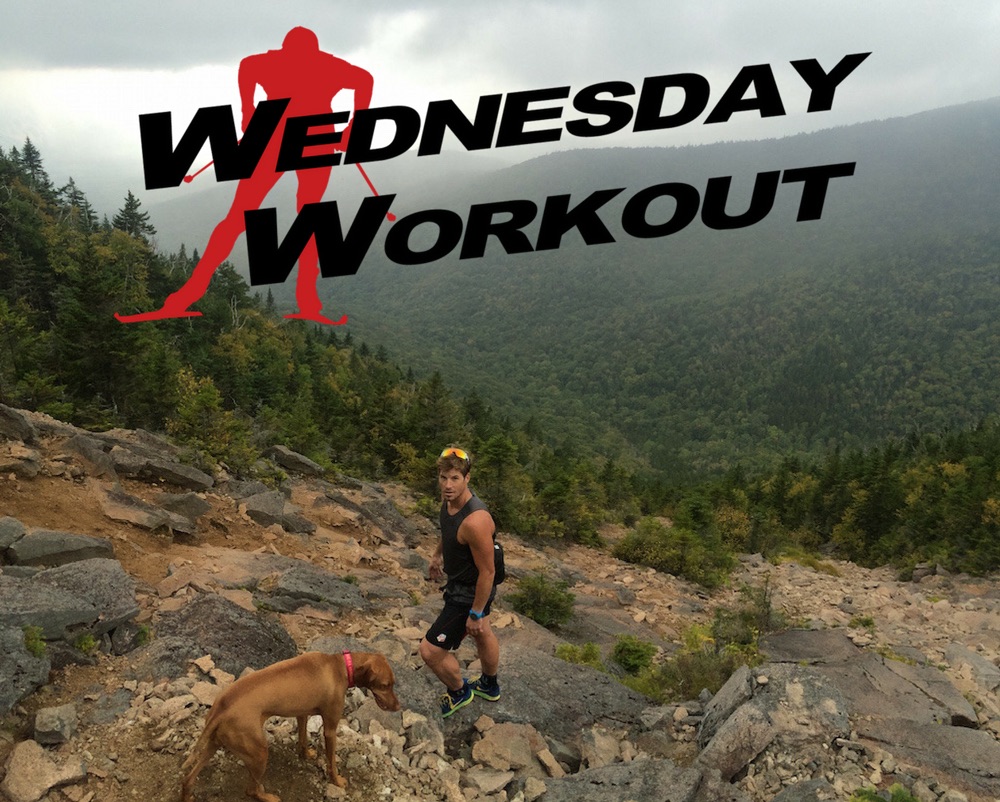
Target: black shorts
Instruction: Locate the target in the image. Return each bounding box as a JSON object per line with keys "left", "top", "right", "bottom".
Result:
{"left": 424, "top": 588, "right": 495, "bottom": 652}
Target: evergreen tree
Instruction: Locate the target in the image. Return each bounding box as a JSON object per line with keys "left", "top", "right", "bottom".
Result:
{"left": 58, "top": 178, "right": 99, "bottom": 231}
{"left": 112, "top": 190, "right": 156, "bottom": 241}
{"left": 17, "top": 138, "right": 55, "bottom": 200}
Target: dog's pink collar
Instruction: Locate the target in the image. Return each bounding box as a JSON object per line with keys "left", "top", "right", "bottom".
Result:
{"left": 343, "top": 650, "right": 354, "bottom": 687}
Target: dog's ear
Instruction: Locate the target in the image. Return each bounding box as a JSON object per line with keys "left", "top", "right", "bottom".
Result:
{"left": 370, "top": 654, "right": 393, "bottom": 686}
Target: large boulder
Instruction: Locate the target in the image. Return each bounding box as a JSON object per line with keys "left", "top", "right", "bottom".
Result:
{"left": 255, "top": 564, "right": 370, "bottom": 614}
{"left": 0, "top": 575, "right": 100, "bottom": 639}
{"left": 153, "top": 593, "right": 297, "bottom": 678}
{"left": 0, "top": 625, "right": 51, "bottom": 715}
{"left": 537, "top": 759, "right": 751, "bottom": 802}
{"left": 696, "top": 663, "right": 849, "bottom": 782}
{"left": 0, "top": 515, "right": 27, "bottom": 553}
{"left": 0, "top": 403, "right": 38, "bottom": 444}
{"left": 34, "top": 558, "right": 139, "bottom": 637}
{"left": 7, "top": 529, "right": 114, "bottom": 568}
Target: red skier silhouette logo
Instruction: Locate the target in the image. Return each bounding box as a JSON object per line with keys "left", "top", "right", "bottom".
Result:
{"left": 117, "top": 27, "right": 381, "bottom": 326}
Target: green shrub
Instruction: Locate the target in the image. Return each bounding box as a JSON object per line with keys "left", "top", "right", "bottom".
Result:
{"left": 849, "top": 614, "right": 876, "bottom": 632}
{"left": 626, "top": 581, "right": 784, "bottom": 703}
{"left": 135, "top": 624, "right": 153, "bottom": 647}
{"left": 74, "top": 633, "right": 99, "bottom": 655}
{"left": 611, "top": 635, "right": 657, "bottom": 675}
{"left": 612, "top": 517, "right": 734, "bottom": 588}
{"left": 507, "top": 573, "right": 575, "bottom": 630}
{"left": 851, "top": 784, "right": 919, "bottom": 802}
{"left": 555, "top": 642, "right": 604, "bottom": 671}
{"left": 638, "top": 625, "right": 749, "bottom": 702}
{"left": 711, "top": 578, "right": 785, "bottom": 650}
{"left": 22, "top": 626, "right": 46, "bottom": 658}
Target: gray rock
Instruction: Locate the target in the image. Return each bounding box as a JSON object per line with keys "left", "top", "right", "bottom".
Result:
{"left": 107, "top": 444, "right": 149, "bottom": 477}
{"left": 80, "top": 688, "right": 133, "bottom": 726}
{"left": 946, "top": 644, "right": 1000, "bottom": 694}
{"left": 0, "top": 575, "right": 99, "bottom": 639}
{"left": 538, "top": 759, "right": 747, "bottom": 802}
{"left": 0, "top": 403, "right": 37, "bottom": 444}
{"left": 64, "top": 433, "right": 117, "bottom": 479}
{"left": 34, "top": 558, "right": 139, "bottom": 638}
{"left": 697, "top": 701, "right": 775, "bottom": 781}
{"left": 855, "top": 716, "right": 1000, "bottom": 798}
{"left": 264, "top": 444, "right": 324, "bottom": 476}
{"left": 320, "top": 487, "right": 417, "bottom": 543}
{"left": 242, "top": 490, "right": 315, "bottom": 533}
{"left": 0, "top": 446, "right": 41, "bottom": 478}
{"left": 699, "top": 664, "right": 754, "bottom": 747}
{"left": 144, "top": 458, "right": 214, "bottom": 490}
{"left": 0, "top": 739, "right": 87, "bottom": 802}
{"left": 7, "top": 529, "right": 114, "bottom": 568}
{"left": 34, "top": 703, "right": 77, "bottom": 744}
{"left": 762, "top": 628, "right": 864, "bottom": 665}
{"left": 256, "top": 565, "right": 369, "bottom": 614}
{"left": 97, "top": 486, "right": 196, "bottom": 533}
{"left": 770, "top": 778, "right": 839, "bottom": 801}
{"left": 154, "top": 593, "right": 297, "bottom": 678}
{"left": 0, "top": 515, "right": 27, "bottom": 552}
{"left": 242, "top": 490, "right": 286, "bottom": 527}
{"left": 218, "top": 479, "right": 272, "bottom": 500}
{"left": 696, "top": 662, "right": 849, "bottom": 783}
{"left": 0, "top": 624, "right": 51, "bottom": 715}
{"left": 154, "top": 491, "right": 213, "bottom": 521}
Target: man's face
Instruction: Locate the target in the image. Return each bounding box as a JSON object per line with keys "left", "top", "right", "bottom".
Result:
{"left": 438, "top": 467, "right": 470, "bottom": 504}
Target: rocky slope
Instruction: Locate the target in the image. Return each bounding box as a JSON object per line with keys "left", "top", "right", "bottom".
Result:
{"left": 2, "top": 404, "right": 1000, "bottom": 802}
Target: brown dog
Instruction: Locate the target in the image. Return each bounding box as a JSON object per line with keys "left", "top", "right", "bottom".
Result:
{"left": 180, "top": 650, "right": 400, "bottom": 802}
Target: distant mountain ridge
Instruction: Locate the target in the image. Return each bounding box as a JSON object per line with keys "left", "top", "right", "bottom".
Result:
{"left": 150, "top": 97, "right": 1000, "bottom": 475}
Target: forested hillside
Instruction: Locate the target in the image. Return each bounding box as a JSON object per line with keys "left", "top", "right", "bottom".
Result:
{"left": 240, "top": 97, "right": 1000, "bottom": 476}
{"left": 6, "top": 98, "right": 1000, "bottom": 579}
{"left": 0, "top": 140, "right": 643, "bottom": 544}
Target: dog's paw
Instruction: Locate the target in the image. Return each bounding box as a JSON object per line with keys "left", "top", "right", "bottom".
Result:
{"left": 301, "top": 747, "right": 318, "bottom": 761}
{"left": 332, "top": 775, "right": 348, "bottom": 789}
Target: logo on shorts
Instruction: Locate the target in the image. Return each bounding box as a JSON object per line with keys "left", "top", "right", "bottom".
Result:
{"left": 436, "top": 634, "right": 447, "bottom": 643}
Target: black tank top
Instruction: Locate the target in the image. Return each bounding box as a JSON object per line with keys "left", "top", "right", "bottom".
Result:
{"left": 440, "top": 493, "right": 492, "bottom": 587}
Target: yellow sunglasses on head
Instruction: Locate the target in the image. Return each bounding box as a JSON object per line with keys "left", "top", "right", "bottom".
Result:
{"left": 440, "top": 447, "right": 470, "bottom": 462}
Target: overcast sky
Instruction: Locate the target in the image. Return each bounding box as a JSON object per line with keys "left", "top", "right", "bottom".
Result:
{"left": 2, "top": 1, "right": 998, "bottom": 215}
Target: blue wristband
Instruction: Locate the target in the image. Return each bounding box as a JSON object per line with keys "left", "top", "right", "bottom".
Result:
{"left": 469, "top": 609, "right": 484, "bottom": 620}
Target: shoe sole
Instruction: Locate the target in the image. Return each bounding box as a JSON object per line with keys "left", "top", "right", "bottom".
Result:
{"left": 442, "top": 693, "right": 474, "bottom": 718}
{"left": 472, "top": 689, "right": 501, "bottom": 702}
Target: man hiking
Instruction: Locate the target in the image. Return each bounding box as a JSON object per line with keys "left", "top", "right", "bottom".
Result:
{"left": 419, "top": 446, "right": 502, "bottom": 717}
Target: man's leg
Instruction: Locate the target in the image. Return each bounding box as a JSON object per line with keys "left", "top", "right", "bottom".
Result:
{"left": 468, "top": 617, "right": 501, "bottom": 701}
{"left": 471, "top": 618, "right": 499, "bottom": 676}
{"left": 418, "top": 639, "right": 464, "bottom": 692}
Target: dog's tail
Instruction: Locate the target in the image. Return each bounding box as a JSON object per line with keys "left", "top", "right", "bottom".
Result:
{"left": 180, "top": 708, "right": 222, "bottom": 801}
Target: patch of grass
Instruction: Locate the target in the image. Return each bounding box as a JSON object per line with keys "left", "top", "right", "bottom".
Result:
{"left": 774, "top": 547, "right": 842, "bottom": 577}
{"left": 851, "top": 784, "right": 919, "bottom": 802}
{"left": 849, "top": 614, "right": 876, "bottom": 632}
{"left": 555, "top": 642, "right": 604, "bottom": 671}
{"left": 507, "top": 573, "right": 575, "bottom": 630}
{"left": 874, "top": 646, "right": 916, "bottom": 665}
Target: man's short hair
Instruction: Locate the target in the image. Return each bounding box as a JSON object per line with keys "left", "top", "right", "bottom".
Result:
{"left": 437, "top": 445, "right": 472, "bottom": 477}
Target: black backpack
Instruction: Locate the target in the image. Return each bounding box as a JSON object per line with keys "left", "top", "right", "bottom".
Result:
{"left": 493, "top": 538, "right": 506, "bottom": 585}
